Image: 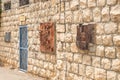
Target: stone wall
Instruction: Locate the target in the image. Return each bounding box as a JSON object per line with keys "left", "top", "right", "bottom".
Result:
{"left": 0, "top": 0, "right": 120, "bottom": 80}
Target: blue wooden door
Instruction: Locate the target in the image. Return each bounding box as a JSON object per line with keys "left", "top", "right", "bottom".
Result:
{"left": 19, "top": 26, "right": 28, "bottom": 71}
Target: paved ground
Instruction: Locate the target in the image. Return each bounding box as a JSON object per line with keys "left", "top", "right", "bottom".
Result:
{"left": 0, "top": 67, "right": 44, "bottom": 80}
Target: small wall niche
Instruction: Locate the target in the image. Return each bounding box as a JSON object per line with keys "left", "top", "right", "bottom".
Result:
{"left": 4, "top": 32, "right": 11, "bottom": 42}
{"left": 4, "top": 1, "right": 11, "bottom": 10}
{"left": 40, "top": 22, "right": 55, "bottom": 53}
{"left": 76, "top": 24, "right": 95, "bottom": 50}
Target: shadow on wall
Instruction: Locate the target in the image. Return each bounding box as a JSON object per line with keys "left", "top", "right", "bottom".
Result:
{"left": 0, "top": 58, "right": 4, "bottom": 67}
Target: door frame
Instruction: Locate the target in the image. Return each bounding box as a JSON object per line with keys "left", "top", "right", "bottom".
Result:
{"left": 19, "top": 25, "right": 28, "bottom": 72}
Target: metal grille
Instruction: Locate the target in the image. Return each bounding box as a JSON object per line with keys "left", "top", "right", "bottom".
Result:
{"left": 20, "top": 27, "right": 27, "bottom": 48}
{"left": 20, "top": 49, "right": 28, "bottom": 71}
{"left": 20, "top": 27, "right": 28, "bottom": 71}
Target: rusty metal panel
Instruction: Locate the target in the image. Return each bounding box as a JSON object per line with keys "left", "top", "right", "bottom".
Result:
{"left": 40, "top": 22, "right": 55, "bottom": 53}
{"left": 76, "top": 24, "right": 95, "bottom": 50}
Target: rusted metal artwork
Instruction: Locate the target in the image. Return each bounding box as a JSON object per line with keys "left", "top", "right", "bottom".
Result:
{"left": 76, "top": 24, "right": 95, "bottom": 50}
{"left": 40, "top": 22, "right": 55, "bottom": 53}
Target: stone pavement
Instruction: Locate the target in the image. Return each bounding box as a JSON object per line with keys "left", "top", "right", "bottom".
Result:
{"left": 0, "top": 67, "right": 44, "bottom": 80}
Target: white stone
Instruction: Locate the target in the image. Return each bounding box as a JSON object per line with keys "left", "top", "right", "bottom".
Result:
{"left": 101, "top": 58, "right": 111, "bottom": 69}
{"left": 110, "top": 5, "right": 120, "bottom": 22}
{"left": 96, "top": 46, "right": 105, "bottom": 57}
{"left": 104, "top": 22, "right": 117, "bottom": 34}
{"left": 102, "top": 7, "right": 110, "bottom": 22}
{"left": 107, "top": 71, "right": 117, "bottom": 80}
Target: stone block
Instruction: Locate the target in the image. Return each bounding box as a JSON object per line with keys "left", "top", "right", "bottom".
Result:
{"left": 95, "top": 68, "right": 106, "bottom": 80}
{"left": 86, "top": 66, "right": 94, "bottom": 79}
{"left": 71, "top": 43, "right": 78, "bottom": 52}
{"left": 102, "top": 35, "right": 113, "bottom": 46}
{"left": 96, "top": 46, "right": 105, "bottom": 57}
{"left": 107, "top": 0, "right": 117, "bottom": 6}
{"left": 66, "top": 52, "right": 73, "bottom": 62}
{"left": 93, "top": 8, "right": 101, "bottom": 22}
{"left": 56, "top": 24, "right": 65, "bottom": 33}
{"left": 113, "top": 35, "right": 120, "bottom": 46}
{"left": 92, "top": 57, "right": 100, "bottom": 67}
{"left": 80, "top": 0, "right": 87, "bottom": 8}
{"left": 65, "top": 33, "right": 73, "bottom": 42}
{"left": 88, "top": 0, "right": 96, "bottom": 8}
{"left": 105, "top": 47, "right": 116, "bottom": 58}
{"left": 56, "top": 60, "right": 66, "bottom": 70}
{"left": 110, "top": 5, "right": 120, "bottom": 22}
{"left": 79, "top": 64, "right": 86, "bottom": 76}
{"left": 83, "top": 9, "right": 92, "bottom": 22}
{"left": 65, "top": 11, "right": 73, "bottom": 23}
{"left": 102, "top": 7, "right": 110, "bottom": 22}
{"left": 73, "top": 10, "right": 83, "bottom": 23}
{"left": 70, "top": 63, "right": 79, "bottom": 73}
{"left": 97, "top": 0, "right": 106, "bottom": 6}
{"left": 116, "top": 47, "right": 120, "bottom": 58}
{"left": 74, "top": 53, "right": 82, "bottom": 63}
{"left": 83, "top": 55, "right": 92, "bottom": 65}
{"left": 57, "top": 42, "right": 63, "bottom": 51}
{"left": 104, "top": 22, "right": 117, "bottom": 34}
{"left": 101, "top": 58, "right": 111, "bottom": 69}
{"left": 112, "top": 59, "right": 120, "bottom": 72}
{"left": 96, "top": 36, "right": 103, "bottom": 45}
{"left": 107, "top": 71, "right": 117, "bottom": 80}
{"left": 96, "top": 23, "right": 104, "bottom": 34}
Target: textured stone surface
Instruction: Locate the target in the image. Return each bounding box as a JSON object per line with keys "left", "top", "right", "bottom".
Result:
{"left": 92, "top": 57, "right": 100, "bottom": 67}
{"left": 97, "top": 0, "right": 106, "bottom": 6}
{"left": 96, "top": 23, "right": 104, "bottom": 34}
{"left": 105, "top": 47, "right": 116, "bottom": 58}
{"left": 113, "top": 35, "right": 120, "bottom": 46}
{"left": 104, "top": 22, "right": 117, "bottom": 34}
{"left": 102, "top": 35, "right": 113, "bottom": 46}
{"left": 107, "top": 71, "right": 117, "bottom": 80}
{"left": 102, "top": 7, "right": 110, "bottom": 22}
{"left": 96, "top": 36, "right": 103, "bottom": 45}
{"left": 70, "top": 63, "right": 79, "bottom": 73}
{"left": 74, "top": 54, "right": 82, "bottom": 63}
{"left": 107, "top": 0, "right": 117, "bottom": 5}
{"left": 116, "top": 47, "right": 120, "bottom": 58}
{"left": 83, "top": 55, "right": 91, "bottom": 65}
{"left": 95, "top": 68, "right": 106, "bottom": 80}
{"left": 56, "top": 24, "right": 65, "bottom": 33}
{"left": 88, "top": 0, "right": 96, "bottom": 8}
{"left": 101, "top": 58, "right": 111, "bottom": 69}
{"left": 96, "top": 46, "right": 105, "bottom": 57}
{"left": 110, "top": 5, "right": 120, "bottom": 22}
{"left": 86, "top": 66, "right": 94, "bottom": 78}
{"left": 0, "top": 0, "right": 120, "bottom": 79}
{"left": 79, "top": 64, "right": 85, "bottom": 76}
{"left": 93, "top": 8, "right": 101, "bottom": 22}
{"left": 112, "top": 59, "right": 120, "bottom": 72}
{"left": 80, "top": 0, "right": 87, "bottom": 8}
{"left": 71, "top": 43, "right": 78, "bottom": 52}
{"left": 83, "top": 9, "right": 92, "bottom": 22}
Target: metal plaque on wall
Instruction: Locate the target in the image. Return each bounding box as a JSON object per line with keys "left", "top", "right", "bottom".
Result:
{"left": 40, "top": 22, "right": 55, "bottom": 53}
